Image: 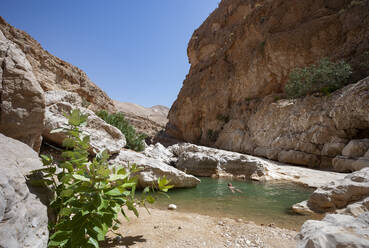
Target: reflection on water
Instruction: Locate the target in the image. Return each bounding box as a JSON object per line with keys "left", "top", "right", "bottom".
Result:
{"left": 147, "top": 177, "right": 318, "bottom": 229}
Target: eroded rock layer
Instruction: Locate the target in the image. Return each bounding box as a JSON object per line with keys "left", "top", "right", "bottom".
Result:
{"left": 167, "top": 0, "right": 369, "bottom": 170}
{"left": 0, "top": 30, "right": 45, "bottom": 151}
{"left": 0, "top": 16, "right": 116, "bottom": 113}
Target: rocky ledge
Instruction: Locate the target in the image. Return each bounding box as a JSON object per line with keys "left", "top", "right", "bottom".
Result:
{"left": 293, "top": 167, "right": 369, "bottom": 216}
{"left": 144, "top": 143, "right": 347, "bottom": 188}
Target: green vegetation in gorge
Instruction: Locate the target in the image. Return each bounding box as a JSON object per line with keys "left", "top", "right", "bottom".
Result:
{"left": 33, "top": 109, "right": 173, "bottom": 248}
{"left": 285, "top": 58, "right": 352, "bottom": 98}
{"left": 96, "top": 110, "right": 147, "bottom": 152}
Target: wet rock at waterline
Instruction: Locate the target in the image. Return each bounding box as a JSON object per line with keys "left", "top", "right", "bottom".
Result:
{"left": 293, "top": 168, "right": 369, "bottom": 215}
{"left": 297, "top": 213, "right": 369, "bottom": 248}
{"left": 43, "top": 91, "right": 126, "bottom": 154}
{"left": 0, "top": 133, "right": 48, "bottom": 248}
{"left": 0, "top": 30, "right": 45, "bottom": 152}
{"left": 110, "top": 149, "right": 200, "bottom": 188}
{"left": 165, "top": 143, "right": 346, "bottom": 188}
{"left": 170, "top": 143, "right": 265, "bottom": 178}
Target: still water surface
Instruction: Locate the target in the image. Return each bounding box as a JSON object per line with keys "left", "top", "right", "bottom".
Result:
{"left": 149, "top": 177, "right": 317, "bottom": 229}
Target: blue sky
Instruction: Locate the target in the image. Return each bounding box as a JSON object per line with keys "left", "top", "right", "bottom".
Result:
{"left": 1, "top": 1, "right": 219, "bottom": 107}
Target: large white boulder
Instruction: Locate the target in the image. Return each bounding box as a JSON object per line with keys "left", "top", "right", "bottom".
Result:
{"left": 0, "top": 133, "right": 48, "bottom": 248}
{"left": 43, "top": 91, "right": 126, "bottom": 154}
{"left": 143, "top": 143, "right": 176, "bottom": 165}
{"left": 110, "top": 149, "right": 200, "bottom": 188}
{"left": 297, "top": 213, "right": 369, "bottom": 248}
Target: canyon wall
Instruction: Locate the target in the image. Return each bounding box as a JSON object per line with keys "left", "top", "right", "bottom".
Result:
{"left": 0, "top": 17, "right": 116, "bottom": 113}
{"left": 167, "top": 0, "right": 369, "bottom": 170}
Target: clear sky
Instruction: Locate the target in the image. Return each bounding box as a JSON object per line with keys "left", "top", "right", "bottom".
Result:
{"left": 1, "top": 1, "right": 219, "bottom": 108}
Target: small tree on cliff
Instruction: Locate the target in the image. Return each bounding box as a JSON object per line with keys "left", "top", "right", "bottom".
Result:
{"left": 285, "top": 58, "right": 352, "bottom": 98}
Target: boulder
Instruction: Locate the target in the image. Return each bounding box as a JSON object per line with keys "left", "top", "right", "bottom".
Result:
{"left": 342, "top": 139, "right": 369, "bottom": 158}
{"left": 143, "top": 143, "right": 176, "bottom": 165}
{"left": 332, "top": 156, "right": 369, "bottom": 172}
{"left": 338, "top": 197, "right": 369, "bottom": 217}
{"left": 43, "top": 91, "right": 126, "bottom": 154}
{"left": 297, "top": 213, "right": 369, "bottom": 248}
{"left": 253, "top": 147, "right": 279, "bottom": 160}
{"left": 110, "top": 149, "right": 200, "bottom": 188}
{"left": 0, "top": 30, "right": 45, "bottom": 152}
{"left": 278, "top": 150, "right": 320, "bottom": 168}
{"left": 321, "top": 143, "right": 346, "bottom": 157}
{"left": 295, "top": 168, "right": 369, "bottom": 214}
{"left": 0, "top": 133, "right": 48, "bottom": 248}
{"left": 170, "top": 143, "right": 265, "bottom": 178}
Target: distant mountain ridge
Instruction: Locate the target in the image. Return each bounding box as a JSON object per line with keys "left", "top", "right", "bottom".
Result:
{"left": 114, "top": 101, "right": 169, "bottom": 139}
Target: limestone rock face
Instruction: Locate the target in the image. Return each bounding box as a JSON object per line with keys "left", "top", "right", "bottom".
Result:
{"left": 342, "top": 139, "right": 369, "bottom": 158}
{"left": 0, "top": 30, "right": 45, "bottom": 152}
{"left": 167, "top": 0, "right": 369, "bottom": 170}
{"left": 0, "top": 17, "right": 116, "bottom": 113}
{"left": 0, "top": 133, "right": 48, "bottom": 248}
{"left": 294, "top": 168, "right": 369, "bottom": 214}
{"left": 297, "top": 213, "right": 369, "bottom": 248}
{"left": 110, "top": 149, "right": 200, "bottom": 188}
{"left": 43, "top": 91, "right": 126, "bottom": 154}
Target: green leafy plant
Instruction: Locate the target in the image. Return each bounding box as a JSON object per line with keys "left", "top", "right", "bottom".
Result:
{"left": 34, "top": 109, "right": 172, "bottom": 248}
{"left": 96, "top": 110, "right": 147, "bottom": 152}
{"left": 285, "top": 58, "right": 352, "bottom": 98}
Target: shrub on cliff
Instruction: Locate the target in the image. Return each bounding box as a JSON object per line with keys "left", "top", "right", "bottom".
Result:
{"left": 97, "top": 110, "right": 146, "bottom": 152}
{"left": 35, "top": 109, "right": 172, "bottom": 248}
{"left": 285, "top": 58, "right": 352, "bottom": 98}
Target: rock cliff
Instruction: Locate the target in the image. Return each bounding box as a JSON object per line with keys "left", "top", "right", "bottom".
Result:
{"left": 0, "top": 16, "right": 116, "bottom": 113}
{"left": 0, "top": 29, "right": 45, "bottom": 151}
{"left": 167, "top": 0, "right": 369, "bottom": 170}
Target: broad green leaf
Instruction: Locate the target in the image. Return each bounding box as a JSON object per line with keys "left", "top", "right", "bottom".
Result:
{"left": 105, "top": 188, "right": 122, "bottom": 196}
{"left": 87, "top": 237, "right": 99, "bottom": 248}
{"left": 60, "top": 189, "right": 74, "bottom": 197}
{"left": 50, "top": 127, "right": 65, "bottom": 134}
{"left": 72, "top": 174, "right": 90, "bottom": 182}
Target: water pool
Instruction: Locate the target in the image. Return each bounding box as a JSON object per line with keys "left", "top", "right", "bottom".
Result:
{"left": 149, "top": 177, "right": 318, "bottom": 229}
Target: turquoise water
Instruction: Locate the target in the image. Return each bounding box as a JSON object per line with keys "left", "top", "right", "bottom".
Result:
{"left": 150, "top": 178, "right": 316, "bottom": 229}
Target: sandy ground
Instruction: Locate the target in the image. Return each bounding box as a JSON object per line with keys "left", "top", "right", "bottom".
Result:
{"left": 102, "top": 207, "right": 298, "bottom": 248}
